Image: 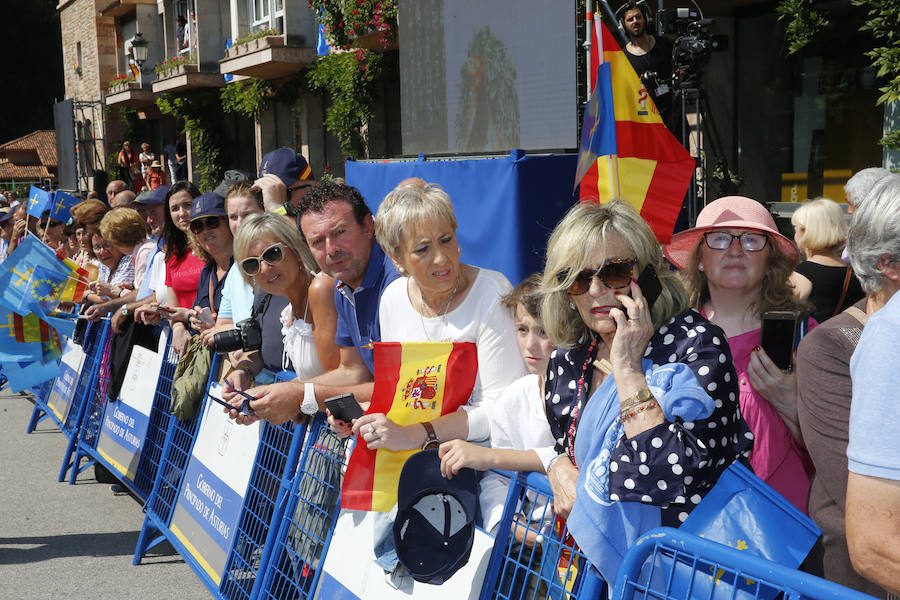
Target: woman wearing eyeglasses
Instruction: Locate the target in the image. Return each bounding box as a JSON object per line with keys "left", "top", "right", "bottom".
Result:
{"left": 663, "top": 196, "right": 813, "bottom": 514}
{"left": 541, "top": 201, "right": 751, "bottom": 583}
{"left": 231, "top": 212, "right": 339, "bottom": 380}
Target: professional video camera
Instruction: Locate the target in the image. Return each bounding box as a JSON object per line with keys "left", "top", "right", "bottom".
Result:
{"left": 657, "top": 7, "right": 715, "bottom": 89}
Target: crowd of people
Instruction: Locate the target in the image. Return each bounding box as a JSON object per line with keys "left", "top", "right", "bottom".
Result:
{"left": 3, "top": 150, "right": 898, "bottom": 596}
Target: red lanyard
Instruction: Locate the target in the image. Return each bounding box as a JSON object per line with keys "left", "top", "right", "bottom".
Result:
{"left": 565, "top": 337, "right": 597, "bottom": 467}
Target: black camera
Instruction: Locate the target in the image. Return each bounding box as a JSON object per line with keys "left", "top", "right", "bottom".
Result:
{"left": 211, "top": 317, "right": 263, "bottom": 354}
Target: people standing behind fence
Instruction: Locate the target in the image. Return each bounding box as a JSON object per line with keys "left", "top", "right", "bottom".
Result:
{"left": 224, "top": 180, "right": 400, "bottom": 425}
{"left": 350, "top": 182, "right": 524, "bottom": 452}
{"left": 789, "top": 198, "right": 864, "bottom": 323}
{"left": 134, "top": 181, "right": 203, "bottom": 354}
{"left": 84, "top": 231, "right": 134, "bottom": 310}
{"left": 231, "top": 212, "right": 340, "bottom": 380}
{"left": 540, "top": 201, "right": 751, "bottom": 584}
{"left": 663, "top": 196, "right": 813, "bottom": 514}
{"left": 0, "top": 208, "right": 14, "bottom": 262}
{"left": 37, "top": 210, "right": 66, "bottom": 254}
{"left": 796, "top": 175, "right": 900, "bottom": 597}
{"left": 96, "top": 208, "right": 155, "bottom": 300}
{"left": 839, "top": 175, "right": 900, "bottom": 597}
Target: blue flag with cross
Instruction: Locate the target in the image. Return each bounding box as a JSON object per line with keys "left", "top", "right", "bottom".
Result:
{"left": 48, "top": 190, "right": 80, "bottom": 224}
{"left": 0, "top": 236, "right": 72, "bottom": 316}
{"left": 26, "top": 186, "right": 52, "bottom": 219}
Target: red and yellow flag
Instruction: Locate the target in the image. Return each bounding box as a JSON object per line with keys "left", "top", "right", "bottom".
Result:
{"left": 59, "top": 258, "right": 91, "bottom": 304}
{"left": 13, "top": 313, "right": 51, "bottom": 343}
{"left": 576, "top": 16, "right": 694, "bottom": 243}
{"left": 341, "top": 341, "right": 478, "bottom": 512}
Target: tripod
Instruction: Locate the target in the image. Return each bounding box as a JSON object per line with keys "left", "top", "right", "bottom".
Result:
{"left": 673, "top": 86, "right": 730, "bottom": 226}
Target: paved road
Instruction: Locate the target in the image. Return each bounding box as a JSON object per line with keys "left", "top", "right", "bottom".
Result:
{"left": 0, "top": 387, "right": 209, "bottom": 599}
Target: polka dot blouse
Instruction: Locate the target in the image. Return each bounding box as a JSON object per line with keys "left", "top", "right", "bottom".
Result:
{"left": 545, "top": 308, "right": 754, "bottom": 526}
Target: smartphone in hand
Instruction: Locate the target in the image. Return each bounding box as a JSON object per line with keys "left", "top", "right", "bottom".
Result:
{"left": 324, "top": 393, "right": 364, "bottom": 423}
{"left": 760, "top": 310, "right": 802, "bottom": 371}
{"left": 636, "top": 264, "right": 663, "bottom": 309}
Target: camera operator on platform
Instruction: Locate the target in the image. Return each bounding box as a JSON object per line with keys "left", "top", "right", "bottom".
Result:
{"left": 621, "top": 1, "right": 673, "bottom": 125}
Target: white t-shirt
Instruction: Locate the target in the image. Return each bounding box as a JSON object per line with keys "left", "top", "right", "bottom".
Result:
{"left": 147, "top": 250, "right": 168, "bottom": 304}
{"left": 378, "top": 267, "right": 526, "bottom": 442}
{"left": 479, "top": 373, "right": 557, "bottom": 533}
{"left": 218, "top": 261, "right": 254, "bottom": 322}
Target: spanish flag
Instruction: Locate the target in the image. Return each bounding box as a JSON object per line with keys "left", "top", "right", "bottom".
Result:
{"left": 341, "top": 341, "right": 478, "bottom": 512}
{"left": 59, "top": 259, "right": 92, "bottom": 304}
{"left": 574, "top": 17, "right": 694, "bottom": 244}
{"left": 13, "top": 313, "right": 51, "bottom": 343}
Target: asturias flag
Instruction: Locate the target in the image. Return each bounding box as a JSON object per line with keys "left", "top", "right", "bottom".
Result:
{"left": 341, "top": 341, "right": 478, "bottom": 512}
{"left": 575, "top": 17, "right": 695, "bottom": 243}
{"left": 25, "top": 186, "right": 52, "bottom": 219}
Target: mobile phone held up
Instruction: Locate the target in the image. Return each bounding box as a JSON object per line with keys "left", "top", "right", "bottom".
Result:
{"left": 324, "top": 393, "right": 365, "bottom": 424}
{"left": 636, "top": 264, "right": 663, "bottom": 309}
{"left": 760, "top": 310, "right": 804, "bottom": 371}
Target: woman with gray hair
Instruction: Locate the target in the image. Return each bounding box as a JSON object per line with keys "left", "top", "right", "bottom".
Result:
{"left": 542, "top": 201, "right": 751, "bottom": 583}
{"left": 231, "top": 212, "right": 340, "bottom": 380}
{"left": 349, "top": 182, "right": 525, "bottom": 450}
{"left": 796, "top": 174, "right": 900, "bottom": 596}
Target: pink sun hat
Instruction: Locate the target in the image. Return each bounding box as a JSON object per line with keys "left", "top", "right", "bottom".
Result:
{"left": 663, "top": 196, "right": 799, "bottom": 269}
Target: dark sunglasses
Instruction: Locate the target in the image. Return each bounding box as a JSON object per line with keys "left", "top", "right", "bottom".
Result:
{"left": 557, "top": 258, "right": 637, "bottom": 296}
{"left": 240, "top": 243, "right": 286, "bottom": 275}
{"left": 189, "top": 215, "right": 222, "bottom": 234}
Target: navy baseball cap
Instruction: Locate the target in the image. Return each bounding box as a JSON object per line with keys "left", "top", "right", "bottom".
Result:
{"left": 190, "top": 192, "right": 226, "bottom": 221}
{"left": 134, "top": 184, "right": 170, "bottom": 206}
{"left": 393, "top": 449, "right": 477, "bottom": 584}
{"left": 258, "top": 147, "right": 314, "bottom": 187}
{"left": 0, "top": 208, "right": 13, "bottom": 224}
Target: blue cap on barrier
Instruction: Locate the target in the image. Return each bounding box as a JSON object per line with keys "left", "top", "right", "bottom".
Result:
{"left": 392, "top": 449, "right": 477, "bottom": 584}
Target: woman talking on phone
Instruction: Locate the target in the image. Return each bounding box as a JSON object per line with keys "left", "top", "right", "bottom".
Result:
{"left": 663, "top": 196, "right": 813, "bottom": 513}
{"left": 541, "top": 201, "right": 751, "bottom": 583}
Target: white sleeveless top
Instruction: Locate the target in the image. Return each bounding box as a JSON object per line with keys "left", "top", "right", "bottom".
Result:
{"left": 280, "top": 279, "right": 325, "bottom": 380}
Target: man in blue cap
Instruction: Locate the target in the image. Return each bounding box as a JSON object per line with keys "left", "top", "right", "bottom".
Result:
{"left": 253, "top": 147, "right": 316, "bottom": 213}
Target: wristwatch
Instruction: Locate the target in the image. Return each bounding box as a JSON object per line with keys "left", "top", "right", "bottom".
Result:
{"left": 620, "top": 387, "right": 654, "bottom": 411}
{"left": 120, "top": 304, "right": 129, "bottom": 317}
{"left": 421, "top": 421, "right": 440, "bottom": 450}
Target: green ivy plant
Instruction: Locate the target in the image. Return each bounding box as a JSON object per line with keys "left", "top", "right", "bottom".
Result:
{"left": 220, "top": 77, "right": 275, "bottom": 119}
{"left": 775, "top": 0, "right": 830, "bottom": 54}
{"left": 306, "top": 49, "right": 384, "bottom": 157}
{"left": 156, "top": 90, "right": 226, "bottom": 191}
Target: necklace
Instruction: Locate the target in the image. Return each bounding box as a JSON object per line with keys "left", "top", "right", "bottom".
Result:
{"left": 418, "top": 270, "right": 462, "bottom": 342}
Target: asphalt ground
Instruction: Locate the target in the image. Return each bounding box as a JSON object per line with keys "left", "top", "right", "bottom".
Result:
{"left": 0, "top": 386, "right": 210, "bottom": 599}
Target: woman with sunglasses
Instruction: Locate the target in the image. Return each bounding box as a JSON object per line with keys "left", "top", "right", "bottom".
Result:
{"left": 231, "top": 212, "right": 339, "bottom": 380}
{"left": 135, "top": 181, "right": 203, "bottom": 354}
{"left": 541, "top": 201, "right": 751, "bottom": 583}
{"left": 663, "top": 196, "right": 813, "bottom": 513}
{"left": 183, "top": 192, "right": 235, "bottom": 332}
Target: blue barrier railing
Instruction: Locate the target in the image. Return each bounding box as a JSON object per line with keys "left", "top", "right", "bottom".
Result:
{"left": 56, "top": 320, "right": 111, "bottom": 483}
{"left": 612, "top": 527, "right": 879, "bottom": 600}
{"left": 254, "top": 414, "right": 347, "bottom": 600}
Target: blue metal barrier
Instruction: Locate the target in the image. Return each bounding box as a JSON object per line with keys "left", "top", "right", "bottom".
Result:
{"left": 479, "top": 470, "right": 606, "bottom": 600}
{"left": 67, "top": 325, "right": 173, "bottom": 502}
{"left": 612, "top": 527, "right": 878, "bottom": 600}
{"left": 135, "top": 367, "right": 312, "bottom": 600}
{"left": 254, "top": 414, "right": 347, "bottom": 600}
{"left": 56, "top": 321, "right": 111, "bottom": 482}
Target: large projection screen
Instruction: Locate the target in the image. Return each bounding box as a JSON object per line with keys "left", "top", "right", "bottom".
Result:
{"left": 400, "top": 0, "right": 577, "bottom": 155}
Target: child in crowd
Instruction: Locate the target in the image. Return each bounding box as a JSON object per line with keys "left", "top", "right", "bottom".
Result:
{"left": 438, "top": 274, "right": 558, "bottom": 595}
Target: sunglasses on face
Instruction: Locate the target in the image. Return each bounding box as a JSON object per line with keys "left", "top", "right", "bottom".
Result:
{"left": 703, "top": 231, "right": 768, "bottom": 252}
{"left": 557, "top": 258, "right": 637, "bottom": 296}
{"left": 240, "top": 243, "right": 286, "bottom": 275}
{"left": 189, "top": 216, "right": 222, "bottom": 234}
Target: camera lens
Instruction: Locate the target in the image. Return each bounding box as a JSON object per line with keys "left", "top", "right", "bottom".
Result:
{"left": 211, "top": 328, "right": 244, "bottom": 354}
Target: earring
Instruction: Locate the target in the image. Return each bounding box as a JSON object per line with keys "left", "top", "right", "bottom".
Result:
{"left": 698, "top": 264, "right": 704, "bottom": 272}
{"left": 569, "top": 301, "right": 576, "bottom": 310}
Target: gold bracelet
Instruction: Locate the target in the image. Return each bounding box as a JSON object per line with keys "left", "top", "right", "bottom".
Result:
{"left": 620, "top": 399, "right": 659, "bottom": 423}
